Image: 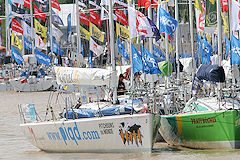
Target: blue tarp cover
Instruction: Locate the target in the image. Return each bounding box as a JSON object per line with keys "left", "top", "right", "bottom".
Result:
{"left": 196, "top": 64, "right": 225, "bottom": 82}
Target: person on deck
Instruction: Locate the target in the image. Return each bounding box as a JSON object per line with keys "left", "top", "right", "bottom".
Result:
{"left": 117, "top": 74, "right": 126, "bottom": 95}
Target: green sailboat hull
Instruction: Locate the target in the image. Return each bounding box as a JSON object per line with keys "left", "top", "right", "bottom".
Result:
{"left": 159, "top": 110, "right": 240, "bottom": 149}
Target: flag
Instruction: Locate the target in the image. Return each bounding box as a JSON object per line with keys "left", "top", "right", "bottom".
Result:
{"left": 11, "top": 32, "right": 23, "bottom": 51}
{"left": 225, "top": 36, "right": 230, "bottom": 57}
{"left": 79, "top": 1, "right": 87, "bottom": 8}
{"left": 153, "top": 44, "right": 165, "bottom": 62}
{"left": 116, "top": 23, "right": 129, "bottom": 39}
{"left": 89, "top": 23, "right": 105, "bottom": 42}
{"left": 53, "top": 37, "right": 63, "bottom": 56}
{"left": 221, "top": 12, "right": 229, "bottom": 33}
{"left": 51, "top": 24, "right": 63, "bottom": 42}
{"left": 34, "top": 4, "right": 46, "bottom": 22}
{"left": 90, "top": 10, "right": 102, "bottom": 27}
{"left": 221, "top": 0, "right": 228, "bottom": 12}
{"left": 80, "top": 25, "right": 90, "bottom": 40}
{"left": 89, "top": 50, "right": 93, "bottom": 68}
{"left": 115, "top": 8, "right": 128, "bottom": 25}
{"left": 51, "top": 0, "right": 61, "bottom": 11}
{"left": 67, "top": 13, "right": 71, "bottom": 45}
{"left": 158, "top": 6, "right": 178, "bottom": 37}
{"left": 11, "top": 46, "right": 23, "bottom": 64}
{"left": 23, "top": 10, "right": 31, "bottom": 24}
{"left": 23, "top": 0, "right": 30, "bottom": 8}
{"left": 81, "top": 43, "right": 84, "bottom": 56}
{"left": 195, "top": 7, "right": 205, "bottom": 32}
{"left": 114, "top": 0, "right": 128, "bottom": 7}
{"left": 205, "top": 0, "right": 217, "bottom": 27}
{"left": 89, "top": 37, "right": 104, "bottom": 56}
{"left": 11, "top": 0, "right": 24, "bottom": 5}
{"left": 128, "top": 6, "right": 160, "bottom": 40}
{"left": 52, "top": 10, "right": 64, "bottom": 25}
{"left": 231, "top": 0, "right": 240, "bottom": 31}
{"left": 89, "top": 0, "right": 101, "bottom": 9}
{"left": 231, "top": 34, "right": 240, "bottom": 65}
{"left": 137, "top": 0, "right": 151, "bottom": 10}
{"left": 34, "top": 19, "right": 47, "bottom": 38}
{"left": 202, "top": 35, "right": 213, "bottom": 64}
{"left": 117, "top": 39, "right": 129, "bottom": 60}
{"left": 101, "top": 6, "right": 109, "bottom": 20}
{"left": 35, "top": 33, "right": 47, "bottom": 50}
{"left": 79, "top": 11, "right": 90, "bottom": 26}
{"left": 152, "top": 0, "right": 159, "bottom": 8}
{"left": 22, "top": 20, "right": 32, "bottom": 38}
{"left": 141, "top": 45, "right": 161, "bottom": 74}
{"left": 12, "top": 19, "right": 23, "bottom": 35}
{"left": 132, "top": 43, "right": 143, "bottom": 74}
{"left": 24, "top": 36, "right": 32, "bottom": 51}
{"left": 194, "top": 0, "right": 203, "bottom": 14}
{"left": 35, "top": 49, "right": 51, "bottom": 66}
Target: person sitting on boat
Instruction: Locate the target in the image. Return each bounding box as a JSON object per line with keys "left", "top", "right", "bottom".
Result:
{"left": 117, "top": 74, "right": 126, "bottom": 95}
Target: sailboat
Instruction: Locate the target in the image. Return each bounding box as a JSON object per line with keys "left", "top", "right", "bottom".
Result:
{"left": 19, "top": 0, "right": 160, "bottom": 153}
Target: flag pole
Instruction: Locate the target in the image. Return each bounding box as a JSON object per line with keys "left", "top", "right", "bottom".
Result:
{"left": 76, "top": 0, "right": 82, "bottom": 67}
{"left": 175, "top": 0, "right": 180, "bottom": 85}
{"left": 49, "top": 0, "right": 53, "bottom": 62}
{"left": 30, "top": 0, "right": 35, "bottom": 55}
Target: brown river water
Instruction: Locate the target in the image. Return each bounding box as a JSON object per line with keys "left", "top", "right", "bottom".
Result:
{"left": 1, "top": 91, "right": 240, "bottom": 160}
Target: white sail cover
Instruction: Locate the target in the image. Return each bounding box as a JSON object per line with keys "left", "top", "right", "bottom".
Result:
{"left": 54, "top": 67, "right": 117, "bottom": 86}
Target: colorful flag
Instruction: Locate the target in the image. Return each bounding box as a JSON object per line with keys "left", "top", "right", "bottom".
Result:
{"left": 89, "top": 38, "right": 104, "bottom": 57}
{"left": 35, "top": 49, "right": 51, "bottom": 66}
{"left": 23, "top": 0, "right": 30, "bottom": 8}
{"left": 35, "top": 33, "right": 47, "bottom": 50}
{"left": 51, "top": 0, "right": 61, "bottom": 11}
{"left": 89, "top": 23, "right": 105, "bottom": 42}
{"left": 12, "top": 19, "right": 23, "bottom": 35}
{"left": 11, "top": 46, "right": 23, "bottom": 64}
{"left": 132, "top": 43, "right": 143, "bottom": 74}
{"left": 34, "top": 4, "right": 46, "bottom": 22}
{"left": 115, "top": 8, "right": 128, "bottom": 26}
{"left": 231, "top": 0, "right": 240, "bottom": 31}
{"left": 221, "top": 0, "right": 228, "bottom": 12}
{"left": 195, "top": 6, "right": 205, "bottom": 32}
{"left": 90, "top": 11, "right": 102, "bottom": 27}
{"left": 141, "top": 45, "right": 161, "bottom": 74}
{"left": 116, "top": 23, "right": 129, "bottom": 40}
{"left": 117, "top": 39, "right": 129, "bottom": 60}
{"left": 53, "top": 37, "right": 63, "bottom": 56}
{"left": 67, "top": 13, "right": 71, "bottom": 45}
{"left": 158, "top": 6, "right": 178, "bottom": 37}
{"left": 205, "top": 0, "right": 217, "bottom": 27}
{"left": 22, "top": 20, "right": 32, "bottom": 38}
{"left": 11, "top": 32, "right": 23, "bottom": 51}
{"left": 137, "top": 0, "right": 151, "bottom": 10}
{"left": 52, "top": 10, "right": 64, "bottom": 25}
{"left": 89, "top": 50, "right": 93, "bottom": 68}
{"left": 24, "top": 36, "right": 32, "bottom": 51}
{"left": 152, "top": 0, "right": 159, "bottom": 8}
{"left": 194, "top": 0, "right": 204, "bottom": 13}
{"left": 128, "top": 6, "right": 160, "bottom": 40}
{"left": 153, "top": 44, "right": 165, "bottom": 62}
{"left": 114, "top": 0, "right": 128, "bottom": 7}
{"left": 34, "top": 19, "right": 47, "bottom": 38}
{"left": 79, "top": 11, "right": 90, "bottom": 26}
{"left": 202, "top": 35, "right": 213, "bottom": 64}
{"left": 89, "top": 0, "right": 101, "bottom": 9}
{"left": 225, "top": 36, "right": 230, "bottom": 57}
{"left": 221, "top": 12, "right": 229, "bottom": 33}
{"left": 51, "top": 24, "right": 63, "bottom": 42}
{"left": 80, "top": 26, "right": 90, "bottom": 40}
{"left": 231, "top": 34, "right": 240, "bottom": 65}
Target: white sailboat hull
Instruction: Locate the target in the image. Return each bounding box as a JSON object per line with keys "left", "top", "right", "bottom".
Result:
{"left": 20, "top": 113, "right": 159, "bottom": 153}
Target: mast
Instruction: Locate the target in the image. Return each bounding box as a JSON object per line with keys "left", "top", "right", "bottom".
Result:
{"left": 189, "top": 0, "right": 195, "bottom": 77}
{"left": 109, "top": 0, "right": 117, "bottom": 104}
{"left": 217, "top": 0, "right": 222, "bottom": 104}
{"left": 30, "top": 0, "right": 35, "bottom": 55}
{"left": 5, "top": 0, "right": 10, "bottom": 56}
{"left": 49, "top": 0, "right": 53, "bottom": 58}
{"left": 175, "top": 0, "right": 180, "bottom": 85}
{"left": 75, "top": 0, "right": 81, "bottom": 67}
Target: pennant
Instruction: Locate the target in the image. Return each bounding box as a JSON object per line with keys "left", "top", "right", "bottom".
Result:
{"left": 90, "top": 10, "right": 102, "bottom": 27}
{"left": 195, "top": 7, "right": 205, "bottom": 32}
{"left": 132, "top": 43, "right": 143, "bottom": 74}
{"left": 137, "top": 0, "right": 151, "bottom": 10}
{"left": 115, "top": 8, "right": 128, "bottom": 25}
{"left": 89, "top": 23, "right": 105, "bottom": 42}
{"left": 231, "top": 34, "right": 240, "bottom": 65}
{"left": 205, "top": 0, "right": 217, "bottom": 27}
{"left": 231, "top": 0, "right": 240, "bottom": 31}
{"left": 12, "top": 19, "right": 23, "bottom": 35}
{"left": 34, "top": 19, "right": 47, "bottom": 38}
{"left": 221, "top": 12, "right": 229, "bottom": 33}
{"left": 11, "top": 46, "right": 23, "bottom": 64}
{"left": 35, "top": 33, "right": 47, "bottom": 50}
{"left": 52, "top": 10, "right": 64, "bottom": 25}
{"left": 53, "top": 37, "right": 63, "bottom": 56}
{"left": 22, "top": 20, "right": 32, "bottom": 38}
{"left": 11, "top": 32, "right": 23, "bottom": 51}
{"left": 24, "top": 36, "right": 32, "bottom": 51}
{"left": 89, "top": 0, "right": 101, "bottom": 9}
{"left": 141, "top": 45, "right": 161, "bottom": 74}
{"left": 79, "top": 11, "right": 90, "bottom": 26}
{"left": 158, "top": 6, "right": 178, "bottom": 37}
{"left": 34, "top": 4, "right": 46, "bottom": 22}
{"left": 116, "top": 23, "right": 129, "bottom": 39}
{"left": 80, "top": 26, "right": 90, "bottom": 40}
{"left": 89, "top": 50, "right": 93, "bottom": 68}
{"left": 23, "top": 0, "right": 30, "bottom": 8}
{"left": 35, "top": 49, "right": 51, "bottom": 66}
{"left": 225, "top": 36, "right": 230, "bottom": 57}
{"left": 117, "top": 39, "right": 129, "bottom": 60}
{"left": 89, "top": 37, "right": 104, "bottom": 56}
{"left": 221, "top": 0, "right": 228, "bottom": 12}
{"left": 129, "top": 7, "right": 160, "bottom": 40}
{"left": 51, "top": 24, "right": 63, "bottom": 42}
{"left": 51, "top": 0, "right": 61, "bottom": 11}
{"left": 153, "top": 44, "right": 165, "bottom": 62}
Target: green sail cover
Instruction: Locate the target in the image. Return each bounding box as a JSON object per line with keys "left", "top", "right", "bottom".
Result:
{"left": 158, "top": 61, "right": 172, "bottom": 77}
